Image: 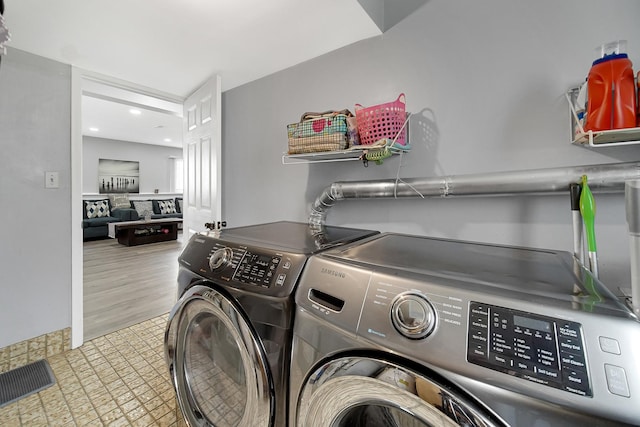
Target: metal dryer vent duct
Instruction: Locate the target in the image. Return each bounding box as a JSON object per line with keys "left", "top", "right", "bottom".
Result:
{"left": 308, "top": 160, "right": 640, "bottom": 314}
{"left": 309, "top": 161, "right": 640, "bottom": 226}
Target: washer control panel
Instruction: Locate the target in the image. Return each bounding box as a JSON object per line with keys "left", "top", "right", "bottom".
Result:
{"left": 179, "top": 235, "right": 307, "bottom": 297}
{"left": 210, "top": 242, "right": 284, "bottom": 288}
{"left": 232, "top": 248, "right": 281, "bottom": 286}
{"left": 467, "top": 302, "right": 591, "bottom": 397}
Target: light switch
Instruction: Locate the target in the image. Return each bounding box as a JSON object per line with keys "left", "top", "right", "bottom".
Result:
{"left": 45, "top": 171, "right": 59, "bottom": 189}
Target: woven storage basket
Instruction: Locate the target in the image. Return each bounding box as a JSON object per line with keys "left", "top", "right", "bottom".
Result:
{"left": 288, "top": 133, "right": 347, "bottom": 154}
{"left": 287, "top": 113, "right": 349, "bottom": 139}
{"left": 355, "top": 93, "right": 406, "bottom": 146}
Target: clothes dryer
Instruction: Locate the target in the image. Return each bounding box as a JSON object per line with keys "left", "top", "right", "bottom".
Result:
{"left": 290, "top": 233, "right": 640, "bottom": 426}
{"left": 164, "top": 221, "right": 377, "bottom": 427}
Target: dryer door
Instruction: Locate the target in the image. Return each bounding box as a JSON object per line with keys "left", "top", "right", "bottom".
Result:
{"left": 297, "top": 357, "right": 506, "bottom": 427}
{"left": 165, "top": 284, "right": 273, "bottom": 426}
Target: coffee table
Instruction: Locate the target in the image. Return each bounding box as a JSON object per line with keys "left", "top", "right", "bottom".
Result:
{"left": 108, "top": 218, "right": 182, "bottom": 246}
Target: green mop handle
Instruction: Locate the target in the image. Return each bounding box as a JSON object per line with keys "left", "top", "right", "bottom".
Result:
{"left": 580, "top": 175, "right": 599, "bottom": 278}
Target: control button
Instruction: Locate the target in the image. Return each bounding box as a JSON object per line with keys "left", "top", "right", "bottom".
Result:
{"left": 560, "top": 352, "right": 586, "bottom": 370}
{"left": 514, "top": 360, "right": 535, "bottom": 373}
{"left": 599, "top": 336, "right": 621, "bottom": 355}
{"left": 470, "top": 305, "right": 489, "bottom": 316}
{"left": 470, "top": 303, "right": 489, "bottom": 313}
{"left": 469, "top": 343, "right": 487, "bottom": 359}
{"left": 559, "top": 336, "right": 584, "bottom": 355}
{"left": 535, "top": 367, "right": 560, "bottom": 381}
{"left": 558, "top": 323, "right": 581, "bottom": 339}
{"left": 276, "top": 274, "right": 286, "bottom": 286}
{"left": 282, "top": 260, "right": 291, "bottom": 269}
{"left": 604, "top": 364, "right": 630, "bottom": 397}
{"left": 470, "top": 315, "right": 488, "bottom": 330}
{"left": 490, "top": 353, "right": 513, "bottom": 368}
{"left": 470, "top": 304, "right": 488, "bottom": 318}
{"left": 469, "top": 328, "right": 488, "bottom": 343}
{"left": 562, "top": 368, "right": 589, "bottom": 391}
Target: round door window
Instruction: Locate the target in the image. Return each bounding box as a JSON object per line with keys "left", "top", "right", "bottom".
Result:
{"left": 166, "top": 285, "right": 273, "bottom": 427}
{"left": 297, "top": 357, "right": 504, "bottom": 427}
{"left": 335, "top": 404, "right": 434, "bottom": 427}
{"left": 184, "top": 310, "right": 247, "bottom": 426}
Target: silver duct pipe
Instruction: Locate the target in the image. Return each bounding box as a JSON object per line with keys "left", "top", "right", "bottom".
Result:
{"left": 309, "top": 161, "right": 640, "bottom": 226}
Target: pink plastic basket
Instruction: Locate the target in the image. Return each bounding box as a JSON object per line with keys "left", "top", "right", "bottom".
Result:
{"left": 355, "top": 93, "right": 406, "bottom": 146}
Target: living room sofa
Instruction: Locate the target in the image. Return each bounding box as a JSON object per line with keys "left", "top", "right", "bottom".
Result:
{"left": 129, "top": 198, "right": 183, "bottom": 220}
{"left": 82, "top": 199, "right": 134, "bottom": 240}
{"left": 82, "top": 197, "right": 183, "bottom": 240}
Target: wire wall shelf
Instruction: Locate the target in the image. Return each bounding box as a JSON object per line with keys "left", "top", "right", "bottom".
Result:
{"left": 567, "top": 86, "right": 640, "bottom": 148}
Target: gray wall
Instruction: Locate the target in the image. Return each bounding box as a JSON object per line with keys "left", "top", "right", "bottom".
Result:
{"left": 0, "top": 49, "right": 72, "bottom": 348}
{"left": 222, "top": 0, "right": 640, "bottom": 292}
{"left": 1, "top": 0, "right": 638, "bottom": 349}
{"left": 83, "top": 136, "right": 182, "bottom": 194}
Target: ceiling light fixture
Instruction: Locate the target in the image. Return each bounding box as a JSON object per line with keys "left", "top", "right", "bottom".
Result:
{"left": 164, "top": 138, "right": 172, "bottom": 143}
{"left": 129, "top": 108, "right": 141, "bottom": 115}
{"left": 89, "top": 127, "right": 99, "bottom": 132}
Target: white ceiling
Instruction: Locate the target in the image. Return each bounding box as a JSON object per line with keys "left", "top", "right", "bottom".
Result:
{"left": 82, "top": 95, "right": 183, "bottom": 148}
{"left": 3, "top": 0, "right": 381, "bottom": 96}
{"left": 3, "top": 1, "right": 427, "bottom": 147}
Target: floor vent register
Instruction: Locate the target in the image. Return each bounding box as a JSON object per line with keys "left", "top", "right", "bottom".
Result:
{"left": 0, "top": 360, "right": 56, "bottom": 408}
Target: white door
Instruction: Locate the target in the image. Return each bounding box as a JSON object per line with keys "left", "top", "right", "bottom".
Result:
{"left": 183, "top": 75, "right": 222, "bottom": 236}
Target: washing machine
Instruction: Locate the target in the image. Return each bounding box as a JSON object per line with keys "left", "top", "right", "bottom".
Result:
{"left": 290, "top": 232, "right": 640, "bottom": 426}
{"left": 164, "top": 221, "right": 378, "bottom": 427}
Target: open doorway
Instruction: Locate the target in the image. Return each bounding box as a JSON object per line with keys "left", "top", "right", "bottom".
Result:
{"left": 74, "top": 73, "right": 185, "bottom": 342}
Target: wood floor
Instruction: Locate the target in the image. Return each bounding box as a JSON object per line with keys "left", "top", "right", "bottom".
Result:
{"left": 83, "top": 233, "right": 186, "bottom": 341}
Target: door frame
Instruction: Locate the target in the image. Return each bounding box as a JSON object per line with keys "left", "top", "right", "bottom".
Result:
{"left": 70, "top": 68, "right": 184, "bottom": 348}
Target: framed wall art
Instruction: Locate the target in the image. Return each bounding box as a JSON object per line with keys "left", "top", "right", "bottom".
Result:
{"left": 98, "top": 159, "right": 140, "bottom": 194}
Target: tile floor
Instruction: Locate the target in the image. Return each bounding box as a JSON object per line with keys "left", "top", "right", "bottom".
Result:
{"left": 0, "top": 314, "right": 186, "bottom": 426}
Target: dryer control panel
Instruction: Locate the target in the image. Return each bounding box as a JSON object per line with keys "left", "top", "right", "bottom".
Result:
{"left": 467, "top": 302, "right": 591, "bottom": 397}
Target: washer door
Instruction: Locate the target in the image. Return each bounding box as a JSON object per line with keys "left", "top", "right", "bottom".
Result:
{"left": 165, "top": 284, "right": 273, "bottom": 426}
{"left": 296, "top": 357, "right": 505, "bottom": 427}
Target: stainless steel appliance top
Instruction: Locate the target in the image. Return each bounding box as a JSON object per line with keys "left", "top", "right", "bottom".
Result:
{"left": 323, "top": 232, "right": 629, "bottom": 316}
{"left": 218, "top": 221, "right": 379, "bottom": 253}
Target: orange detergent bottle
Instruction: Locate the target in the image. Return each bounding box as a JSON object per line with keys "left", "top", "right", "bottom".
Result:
{"left": 585, "top": 42, "right": 636, "bottom": 132}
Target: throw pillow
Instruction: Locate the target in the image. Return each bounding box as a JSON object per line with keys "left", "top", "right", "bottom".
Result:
{"left": 109, "top": 193, "right": 130, "bottom": 209}
{"left": 176, "top": 198, "right": 183, "bottom": 213}
{"left": 86, "top": 200, "right": 110, "bottom": 219}
{"left": 158, "top": 200, "right": 177, "bottom": 214}
{"left": 132, "top": 200, "right": 153, "bottom": 217}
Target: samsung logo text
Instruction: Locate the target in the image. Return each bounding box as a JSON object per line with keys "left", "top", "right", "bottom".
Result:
{"left": 320, "top": 268, "right": 345, "bottom": 279}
